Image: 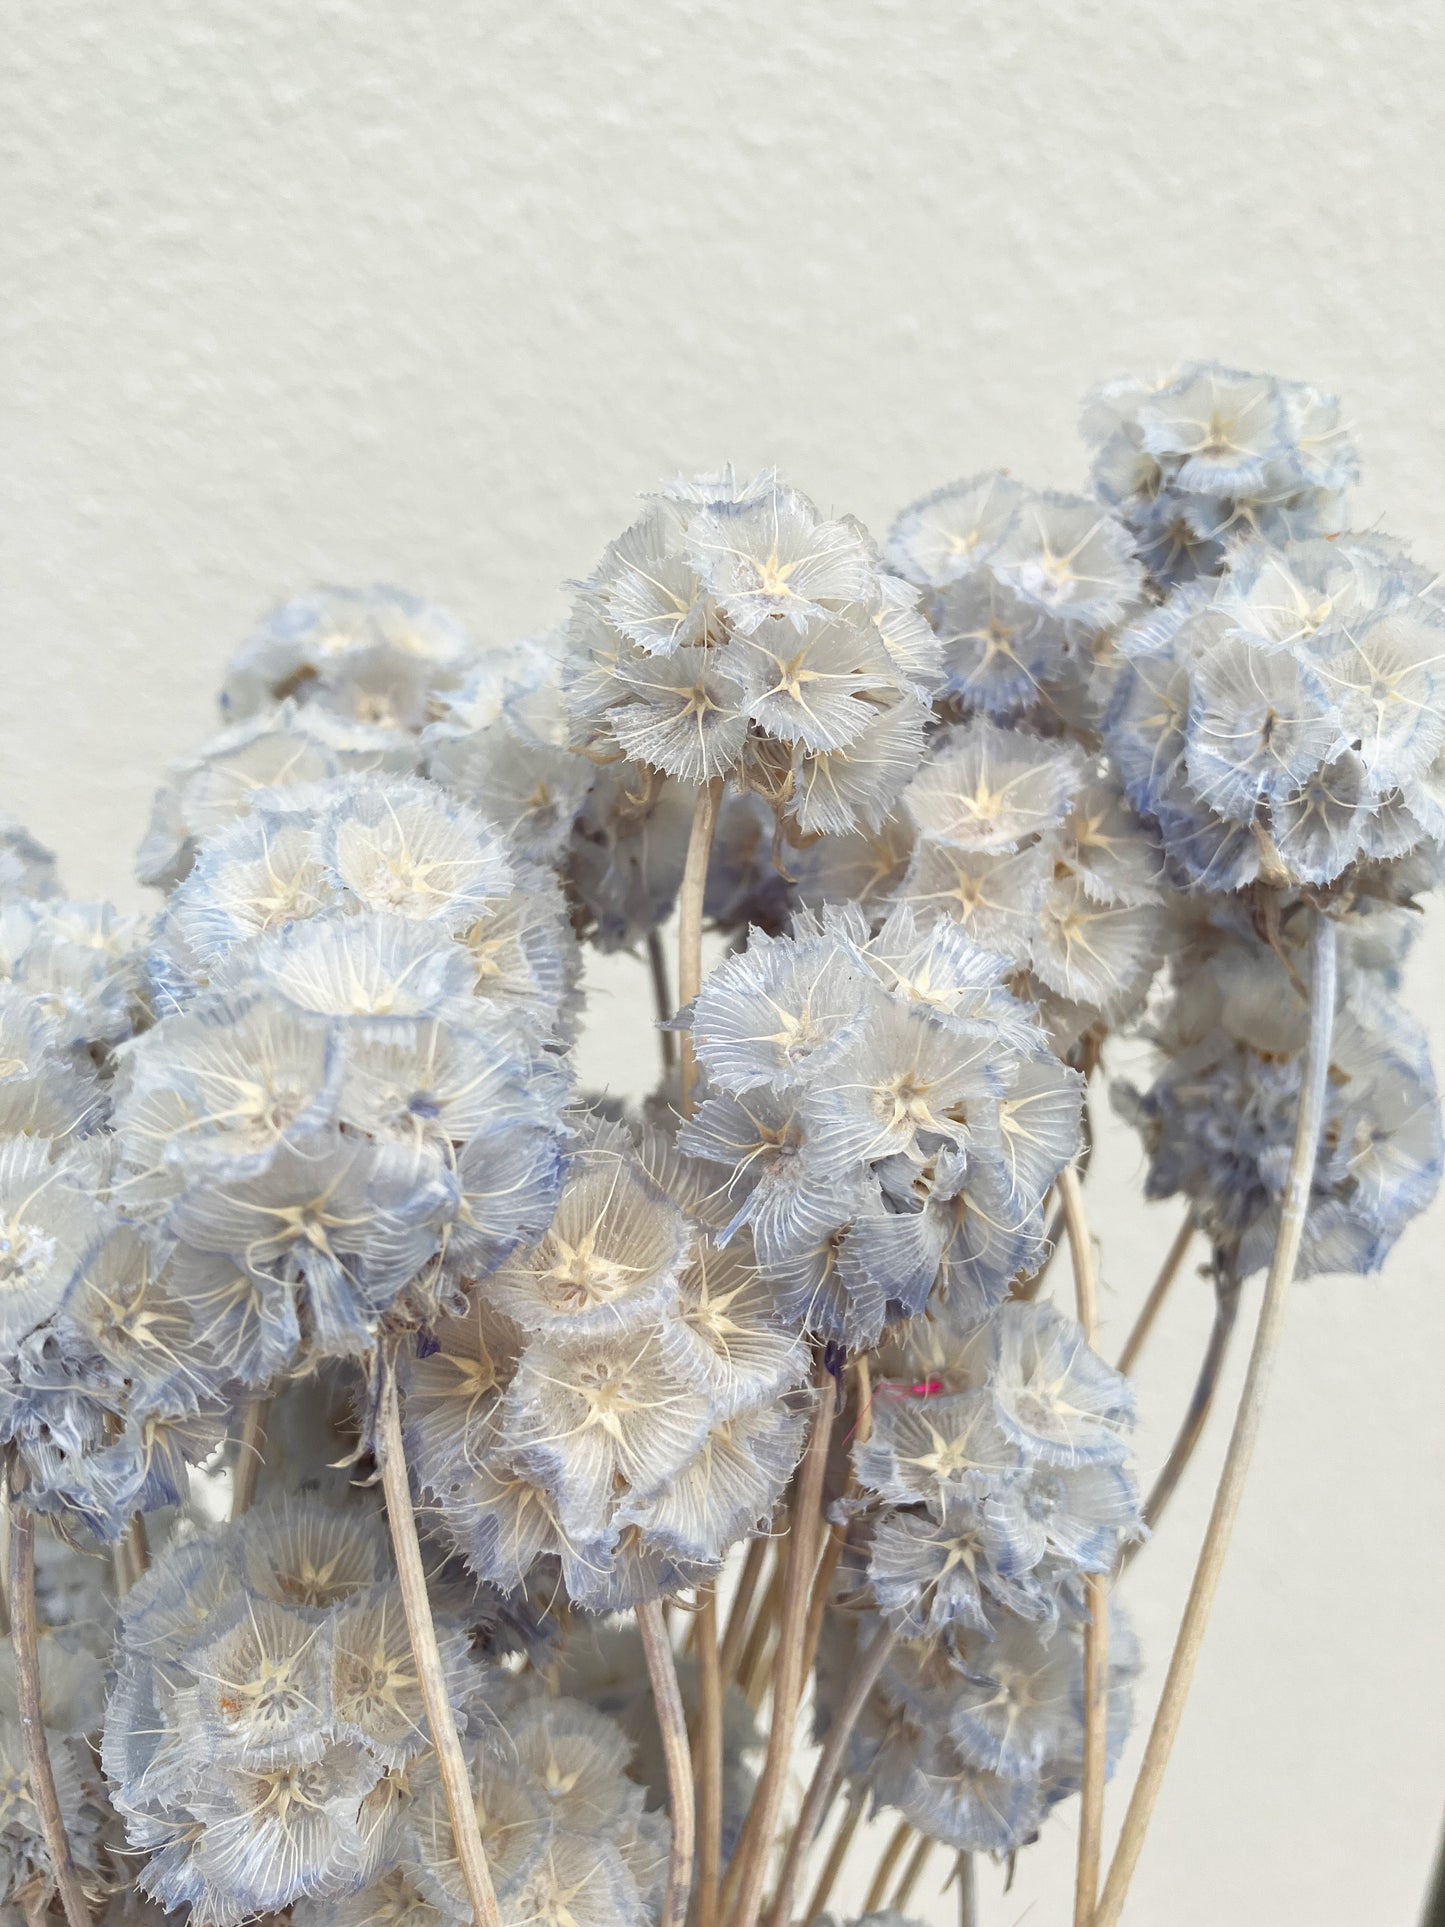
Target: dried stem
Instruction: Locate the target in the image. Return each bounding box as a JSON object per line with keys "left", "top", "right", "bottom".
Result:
{"left": 677, "top": 774, "right": 724, "bottom": 1114}
{"left": 1135, "top": 1269, "right": 1243, "bottom": 1542}
{"left": 956, "top": 1851, "right": 977, "bottom": 1927}
{"left": 1057, "top": 1164, "right": 1099, "bottom": 1334}
{"left": 637, "top": 1598, "right": 696, "bottom": 1927}
{"left": 763, "top": 1355, "right": 872, "bottom": 1921}
{"left": 111, "top": 1514, "right": 149, "bottom": 1597}
{"left": 797, "top": 1521, "right": 846, "bottom": 1694}
{"left": 1058, "top": 1162, "right": 1107, "bottom": 1927}
{"left": 230, "top": 1395, "right": 271, "bottom": 1517}
{"left": 375, "top": 1346, "right": 502, "bottom": 1927}
{"left": 739, "top": 1554, "right": 785, "bottom": 1710}
{"left": 1092, "top": 909, "right": 1338, "bottom": 1927}
{"left": 892, "top": 1829, "right": 933, "bottom": 1912}
{"left": 766, "top": 1621, "right": 898, "bottom": 1927}
{"left": 1116, "top": 1216, "right": 1195, "bottom": 1376}
{"left": 864, "top": 1819, "right": 913, "bottom": 1912}
{"left": 693, "top": 1585, "right": 723, "bottom": 1927}
{"left": 853, "top": 1352, "right": 874, "bottom": 1443}
{"left": 676, "top": 775, "right": 724, "bottom": 1922}
{"left": 0, "top": 1475, "right": 10, "bottom": 1638}
{"left": 8, "top": 1499, "right": 92, "bottom": 1927}
{"left": 803, "top": 1795, "right": 864, "bottom": 1924}
{"left": 718, "top": 1533, "right": 770, "bottom": 1683}
{"left": 646, "top": 929, "right": 678, "bottom": 1078}
{"left": 1076, "top": 1572, "right": 1110, "bottom": 1926}
{"left": 796, "top": 1352, "right": 870, "bottom": 1693}
{"left": 724, "top": 1368, "right": 836, "bottom": 1927}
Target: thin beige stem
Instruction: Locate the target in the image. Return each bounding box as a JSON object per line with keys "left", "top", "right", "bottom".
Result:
{"left": 803, "top": 1796, "right": 864, "bottom": 1924}
{"left": 1058, "top": 1160, "right": 1107, "bottom": 1927}
{"left": 636, "top": 1597, "right": 696, "bottom": 1927}
{"left": 864, "top": 1820, "right": 912, "bottom": 1913}
{"left": 9, "top": 1501, "right": 92, "bottom": 1927}
{"left": 764, "top": 1365, "right": 877, "bottom": 1924}
{"left": 110, "top": 1514, "right": 148, "bottom": 1597}
{"left": 646, "top": 929, "right": 679, "bottom": 1078}
{"left": 693, "top": 1586, "right": 723, "bottom": 1927}
{"left": 676, "top": 776, "right": 723, "bottom": 1922}
{"left": 677, "top": 774, "right": 724, "bottom": 1114}
{"left": 718, "top": 1534, "right": 770, "bottom": 1684}
{"left": 892, "top": 1829, "right": 933, "bottom": 1912}
{"left": 1116, "top": 1216, "right": 1195, "bottom": 1375}
{"left": 1076, "top": 1572, "right": 1110, "bottom": 1927}
{"left": 724, "top": 1369, "right": 836, "bottom": 1927}
{"left": 766, "top": 1622, "right": 898, "bottom": 1927}
{"left": 1057, "top": 1164, "right": 1099, "bottom": 1334}
{"left": 797, "top": 1353, "right": 870, "bottom": 1691}
{"left": 1093, "top": 910, "right": 1338, "bottom": 1927}
{"left": 739, "top": 1556, "right": 785, "bottom": 1711}
{"left": 797, "top": 1520, "right": 845, "bottom": 1698}
{"left": 956, "top": 1851, "right": 977, "bottom": 1927}
{"left": 0, "top": 1474, "right": 12, "bottom": 1638}
{"left": 853, "top": 1352, "right": 874, "bottom": 1445}
{"left": 230, "top": 1395, "right": 271, "bottom": 1517}
{"left": 375, "top": 1347, "right": 502, "bottom": 1927}
{"left": 1135, "top": 1273, "right": 1243, "bottom": 1543}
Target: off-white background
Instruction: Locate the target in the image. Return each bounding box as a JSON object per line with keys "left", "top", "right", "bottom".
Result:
{"left": 3, "top": 4, "right": 1443, "bottom": 1922}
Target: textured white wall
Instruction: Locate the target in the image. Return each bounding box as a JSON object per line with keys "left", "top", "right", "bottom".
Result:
{"left": 3, "top": 4, "right": 1443, "bottom": 1922}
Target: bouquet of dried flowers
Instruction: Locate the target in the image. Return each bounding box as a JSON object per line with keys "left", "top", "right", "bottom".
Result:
{"left": 1, "top": 362, "right": 1438, "bottom": 1927}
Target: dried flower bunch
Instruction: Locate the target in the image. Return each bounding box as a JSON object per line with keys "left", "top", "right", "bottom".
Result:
{"left": 0, "top": 362, "right": 1439, "bottom": 1927}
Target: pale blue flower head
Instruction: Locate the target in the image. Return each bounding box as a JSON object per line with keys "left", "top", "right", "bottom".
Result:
{"left": 106, "top": 1497, "right": 502, "bottom": 1922}
{"left": 1082, "top": 361, "right": 1360, "bottom": 589}
{"left": 425, "top": 661, "right": 595, "bottom": 866}
{"left": 889, "top": 721, "right": 1166, "bottom": 1032}
{"left": 680, "top": 923, "right": 875, "bottom": 1095}
{"left": 0, "top": 983, "right": 104, "bottom": 1139}
{"left": 163, "top": 806, "right": 339, "bottom": 973}
{"left": 319, "top": 778, "right": 516, "bottom": 930}
{"left": 3, "top": 899, "right": 149, "bottom": 1056}
{"left": 112, "top": 988, "right": 343, "bottom": 1206}
{"left": 501, "top": 1324, "right": 713, "bottom": 1545}
{"left": 685, "top": 479, "right": 880, "bottom": 636}
{"left": 889, "top": 476, "right": 1142, "bottom": 725}
{"left": 1118, "top": 928, "right": 1442, "bottom": 1279}
{"left": 867, "top": 1498, "right": 1044, "bottom": 1639}
{"left": 248, "top": 913, "right": 478, "bottom": 1034}
{"left": 1103, "top": 533, "right": 1445, "bottom": 890}
{"left": 673, "top": 888, "right": 1089, "bottom": 1346}
{"left": 0, "top": 811, "right": 61, "bottom": 904}
{"left": 988, "top": 1300, "right": 1134, "bottom": 1467}
{"left": 169, "top": 1127, "right": 455, "bottom": 1356}
{"left": 564, "top": 473, "right": 931, "bottom": 893}
{"left": 137, "top": 705, "right": 420, "bottom": 893}
{"left": 479, "top": 1133, "right": 689, "bottom": 1339}
{"left": 887, "top": 474, "right": 1025, "bottom": 589}
{"left": 220, "top": 585, "right": 477, "bottom": 726}
{"left": 0, "top": 1138, "right": 111, "bottom": 1360}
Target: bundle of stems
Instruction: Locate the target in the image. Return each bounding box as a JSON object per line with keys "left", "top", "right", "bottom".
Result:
{"left": 0, "top": 804, "right": 1343, "bottom": 1927}
{"left": 584, "top": 802, "right": 1340, "bottom": 1927}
